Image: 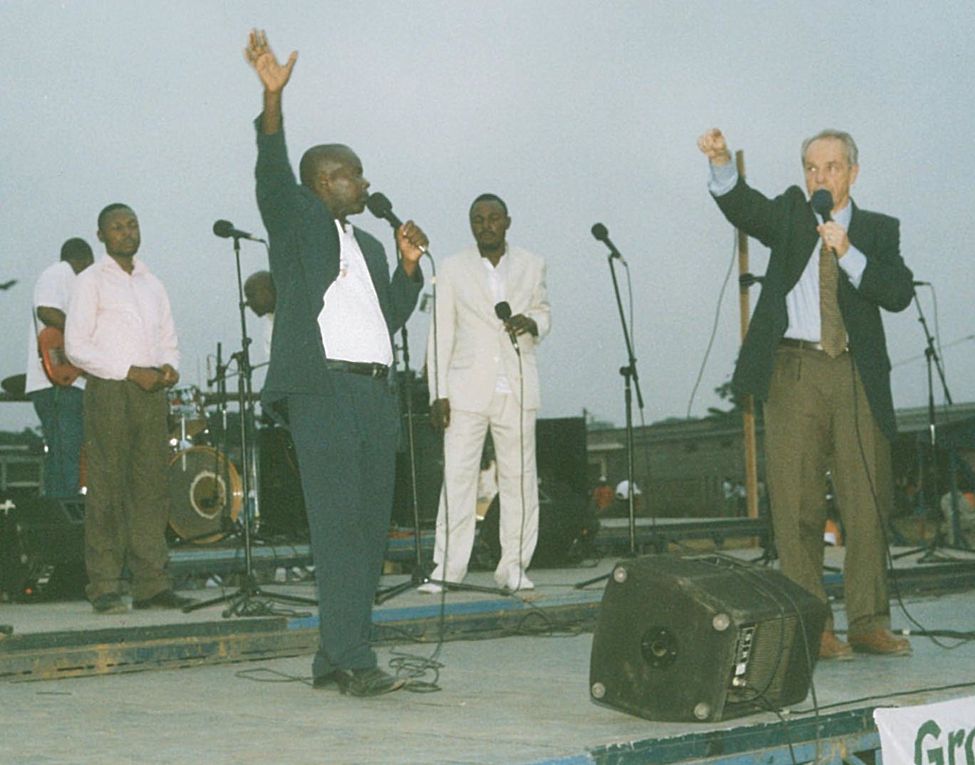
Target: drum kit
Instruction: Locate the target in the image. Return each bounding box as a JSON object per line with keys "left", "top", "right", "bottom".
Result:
{"left": 166, "top": 385, "right": 245, "bottom": 545}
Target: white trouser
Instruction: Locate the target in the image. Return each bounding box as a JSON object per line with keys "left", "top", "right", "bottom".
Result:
{"left": 430, "top": 391, "right": 538, "bottom": 584}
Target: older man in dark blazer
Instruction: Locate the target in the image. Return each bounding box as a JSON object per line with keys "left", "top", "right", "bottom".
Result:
{"left": 699, "top": 127, "right": 914, "bottom": 660}
{"left": 247, "top": 30, "right": 427, "bottom": 696}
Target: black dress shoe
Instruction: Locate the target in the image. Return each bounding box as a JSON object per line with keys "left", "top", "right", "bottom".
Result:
{"left": 133, "top": 590, "right": 195, "bottom": 610}
{"left": 314, "top": 667, "right": 405, "bottom": 697}
{"left": 91, "top": 593, "right": 128, "bottom": 614}
{"left": 312, "top": 673, "right": 338, "bottom": 690}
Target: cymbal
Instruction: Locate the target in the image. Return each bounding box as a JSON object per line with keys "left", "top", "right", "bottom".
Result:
{"left": 1, "top": 374, "right": 27, "bottom": 401}
{"left": 202, "top": 391, "right": 263, "bottom": 406}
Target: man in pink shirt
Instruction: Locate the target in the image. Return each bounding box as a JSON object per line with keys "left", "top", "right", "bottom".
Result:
{"left": 66, "top": 203, "right": 192, "bottom": 614}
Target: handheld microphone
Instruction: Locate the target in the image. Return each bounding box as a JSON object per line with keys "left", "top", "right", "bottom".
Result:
{"left": 810, "top": 189, "right": 834, "bottom": 223}
{"left": 213, "top": 220, "right": 266, "bottom": 243}
{"left": 0, "top": 279, "right": 18, "bottom": 291}
{"left": 366, "top": 192, "right": 403, "bottom": 229}
{"left": 494, "top": 301, "right": 520, "bottom": 353}
{"left": 367, "top": 192, "right": 428, "bottom": 254}
{"left": 810, "top": 189, "right": 836, "bottom": 254}
{"left": 591, "top": 222, "right": 625, "bottom": 262}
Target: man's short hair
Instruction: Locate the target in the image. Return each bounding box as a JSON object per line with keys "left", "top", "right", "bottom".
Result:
{"left": 469, "top": 193, "right": 508, "bottom": 216}
{"left": 299, "top": 144, "right": 355, "bottom": 187}
{"left": 801, "top": 129, "right": 859, "bottom": 166}
{"left": 60, "top": 237, "right": 93, "bottom": 263}
{"left": 97, "top": 203, "right": 134, "bottom": 231}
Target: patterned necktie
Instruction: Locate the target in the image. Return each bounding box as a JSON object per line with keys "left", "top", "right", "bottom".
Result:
{"left": 818, "top": 243, "right": 846, "bottom": 357}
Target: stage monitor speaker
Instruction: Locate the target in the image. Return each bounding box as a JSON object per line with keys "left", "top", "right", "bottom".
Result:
{"left": 589, "top": 554, "right": 828, "bottom": 722}
{"left": 392, "top": 414, "right": 443, "bottom": 527}
{"left": 1, "top": 494, "right": 86, "bottom": 600}
{"left": 257, "top": 426, "right": 308, "bottom": 539}
{"left": 535, "top": 417, "right": 588, "bottom": 497}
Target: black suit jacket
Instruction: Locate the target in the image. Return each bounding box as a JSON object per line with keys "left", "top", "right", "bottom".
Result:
{"left": 254, "top": 119, "right": 422, "bottom": 407}
{"left": 714, "top": 177, "right": 913, "bottom": 441}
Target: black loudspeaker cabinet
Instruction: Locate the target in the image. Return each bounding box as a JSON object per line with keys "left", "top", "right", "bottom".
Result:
{"left": 257, "top": 426, "right": 308, "bottom": 539}
{"left": 392, "top": 414, "right": 444, "bottom": 527}
{"left": 1, "top": 493, "right": 86, "bottom": 600}
{"left": 589, "top": 554, "right": 828, "bottom": 722}
{"left": 535, "top": 417, "right": 588, "bottom": 496}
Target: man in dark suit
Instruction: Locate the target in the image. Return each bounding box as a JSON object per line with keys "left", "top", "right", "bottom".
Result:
{"left": 247, "top": 30, "right": 427, "bottom": 696}
{"left": 699, "top": 128, "right": 914, "bottom": 659}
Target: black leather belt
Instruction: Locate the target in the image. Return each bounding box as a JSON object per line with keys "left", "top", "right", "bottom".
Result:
{"left": 325, "top": 359, "right": 390, "bottom": 379}
{"left": 779, "top": 338, "right": 848, "bottom": 353}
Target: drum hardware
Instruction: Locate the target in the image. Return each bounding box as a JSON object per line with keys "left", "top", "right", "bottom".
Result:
{"left": 183, "top": 232, "right": 315, "bottom": 617}
{"left": 167, "top": 446, "right": 243, "bottom": 544}
{"left": 167, "top": 384, "right": 209, "bottom": 448}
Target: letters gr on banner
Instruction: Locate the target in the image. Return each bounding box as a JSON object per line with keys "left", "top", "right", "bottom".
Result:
{"left": 874, "top": 697, "right": 975, "bottom": 765}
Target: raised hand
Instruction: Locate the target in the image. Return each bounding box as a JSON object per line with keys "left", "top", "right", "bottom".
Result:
{"left": 244, "top": 29, "right": 297, "bottom": 93}
{"left": 697, "top": 128, "right": 732, "bottom": 165}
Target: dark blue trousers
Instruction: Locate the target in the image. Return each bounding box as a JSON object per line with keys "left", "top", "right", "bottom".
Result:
{"left": 287, "top": 373, "right": 400, "bottom": 677}
{"left": 30, "top": 385, "right": 84, "bottom": 496}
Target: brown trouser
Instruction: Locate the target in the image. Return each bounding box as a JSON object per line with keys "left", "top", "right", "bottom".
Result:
{"left": 83, "top": 378, "right": 171, "bottom": 600}
{"left": 764, "top": 346, "right": 893, "bottom": 635}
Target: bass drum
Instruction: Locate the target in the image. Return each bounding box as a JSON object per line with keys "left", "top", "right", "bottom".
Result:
{"left": 168, "top": 446, "right": 243, "bottom": 544}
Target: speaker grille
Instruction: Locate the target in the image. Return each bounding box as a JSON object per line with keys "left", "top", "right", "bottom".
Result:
{"left": 589, "top": 554, "right": 828, "bottom": 722}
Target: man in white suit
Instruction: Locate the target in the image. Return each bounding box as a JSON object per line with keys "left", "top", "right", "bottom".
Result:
{"left": 422, "top": 194, "right": 550, "bottom": 593}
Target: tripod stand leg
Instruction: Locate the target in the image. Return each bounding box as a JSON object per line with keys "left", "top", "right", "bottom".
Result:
{"left": 573, "top": 572, "right": 610, "bottom": 590}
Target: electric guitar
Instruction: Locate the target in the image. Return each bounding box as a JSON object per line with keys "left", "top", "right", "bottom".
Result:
{"left": 38, "top": 326, "right": 82, "bottom": 387}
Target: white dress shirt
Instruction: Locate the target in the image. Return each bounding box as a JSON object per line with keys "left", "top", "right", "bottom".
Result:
{"left": 25, "top": 260, "right": 84, "bottom": 394}
{"left": 65, "top": 255, "right": 180, "bottom": 381}
{"left": 317, "top": 221, "right": 393, "bottom": 365}
{"left": 481, "top": 252, "right": 513, "bottom": 394}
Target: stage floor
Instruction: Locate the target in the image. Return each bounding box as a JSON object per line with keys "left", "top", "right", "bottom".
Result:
{"left": 3, "top": 548, "right": 975, "bottom": 764}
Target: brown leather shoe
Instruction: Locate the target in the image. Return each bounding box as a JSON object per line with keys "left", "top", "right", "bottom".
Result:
{"left": 849, "top": 629, "right": 911, "bottom": 656}
{"left": 819, "top": 630, "right": 854, "bottom": 661}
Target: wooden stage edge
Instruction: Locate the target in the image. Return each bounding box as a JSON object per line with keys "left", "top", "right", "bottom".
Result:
{"left": 3, "top": 550, "right": 975, "bottom": 764}
{"left": 2, "top": 550, "right": 975, "bottom": 685}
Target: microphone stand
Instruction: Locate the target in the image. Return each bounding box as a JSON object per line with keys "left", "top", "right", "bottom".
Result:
{"left": 372, "top": 237, "right": 505, "bottom": 601}
{"left": 373, "top": 322, "right": 434, "bottom": 603}
{"left": 575, "top": 245, "right": 651, "bottom": 589}
{"left": 184, "top": 233, "right": 316, "bottom": 616}
{"left": 892, "top": 287, "right": 958, "bottom": 564}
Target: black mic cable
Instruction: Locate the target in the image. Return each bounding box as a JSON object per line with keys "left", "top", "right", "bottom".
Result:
{"left": 494, "top": 301, "right": 521, "bottom": 354}
{"left": 493, "top": 300, "right": 531, "bottom": 593}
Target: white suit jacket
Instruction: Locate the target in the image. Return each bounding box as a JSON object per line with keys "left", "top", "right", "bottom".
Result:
{"left": 427, "top": 245, "right": 550, "bottom": 412}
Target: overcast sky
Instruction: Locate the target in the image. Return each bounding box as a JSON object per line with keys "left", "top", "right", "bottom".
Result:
{"left": 3, "top": 1, "right": 974, "bottom": 435}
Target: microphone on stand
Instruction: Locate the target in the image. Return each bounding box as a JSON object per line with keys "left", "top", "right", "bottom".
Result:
{"left": 494, "top": 301, "right": 520, "bottom": 353}
{"left": 913, "top": 280, "right": 931, "bottom": 287}
{"left": 212, "top": 220, "right": 266, "bottom": 243}
{"left": 739, "top": 273, "right": 764, "bottom": 288}
{"left": 591, "top": 223, "right": 626, "bottom": 262}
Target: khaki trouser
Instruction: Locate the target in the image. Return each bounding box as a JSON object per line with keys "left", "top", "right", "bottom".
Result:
{"left": 83, "top": 378, "right": 171, "bottom": 600}
{"left": 764, "top": 346, "right": 893, "bottom": 635}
